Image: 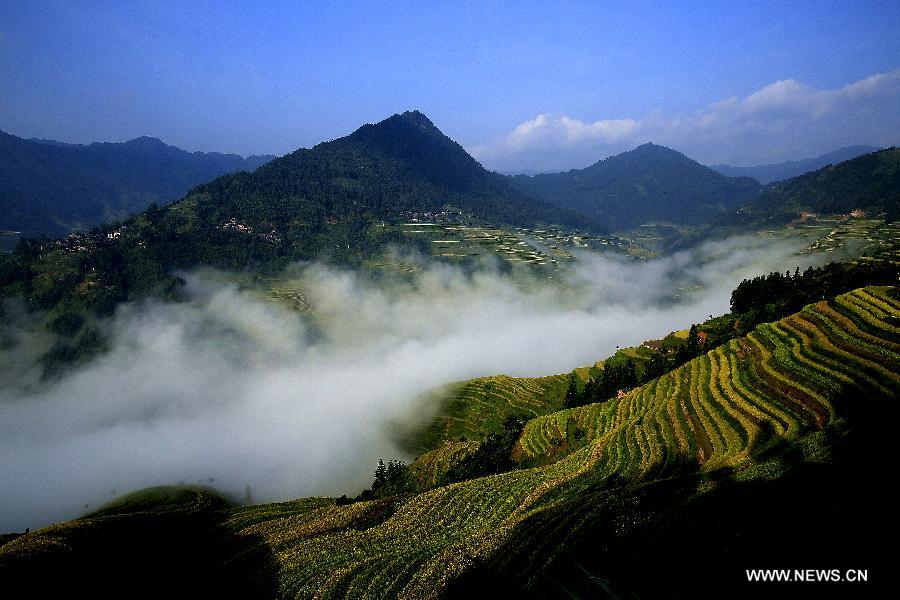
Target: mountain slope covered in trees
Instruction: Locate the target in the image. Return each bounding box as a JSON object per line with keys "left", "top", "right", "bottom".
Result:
{"left": 747, "top": 147, "right": 900, "bottom": 220}
{"left": 711, "top": 145, "right": 880, "bottom": 184}
{"left": 0, "top": 111, "right": 602, "bottom": 373}
{"left": 510, "top": 143, "right": 761, "bottom": 231}
{"left": 187, "top": 110, "right": 599, "bottom": 237}
{"left": 0, "top": 130, "right": 274, "bottom": 239}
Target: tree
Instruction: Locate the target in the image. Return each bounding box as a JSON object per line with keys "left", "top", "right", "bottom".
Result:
{"left": 686, "top": 324, "right": 700, "bottom": 356}
{"left": 386, "top": 460, "right": 406, "bottom": 485}
{"left": 564, "top": 376, "right": 580, "bottom": 409}
{"left": 373, "top": 459, "right": 387, "bottom": 489}
{"left": 624, "top": 359, "right": 638, "bottom": 389}
{"left": 643, "top": 351, "right": 669, "bottom": 382}
{"left": 582, "top": 378, "right": 596, "bottom": 406}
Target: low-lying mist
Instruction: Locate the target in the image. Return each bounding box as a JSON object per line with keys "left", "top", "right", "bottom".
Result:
{"left": 0, "top": 235, "right": 827, "bottom": 531}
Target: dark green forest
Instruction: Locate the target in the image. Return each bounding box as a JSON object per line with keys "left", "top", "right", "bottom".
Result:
{"left": 748, "top": 147, "right": 900, "bottom": 220}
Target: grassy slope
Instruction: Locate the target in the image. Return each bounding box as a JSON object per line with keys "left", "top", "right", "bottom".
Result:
{"left": 2, "top": 286, "right": 897, "bottom": 597}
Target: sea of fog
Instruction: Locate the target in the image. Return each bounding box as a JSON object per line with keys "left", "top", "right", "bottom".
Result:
{"left": 0, "top": 234, "right": 835, "bottom": 531}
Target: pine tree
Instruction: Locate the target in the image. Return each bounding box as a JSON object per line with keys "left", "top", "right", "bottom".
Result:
{"left": 624, "top": 359, "right": 638, "bottom": 388}
{"left": 386, "top": 460, "right": 406, "bottom": 485}
{"left": 599, "top": 365, "right": 613, "bottom": 400}
{"left": 564, "top": 376, "right": 579, "bottom": 409}
{"left": 686, "top": 324, "right": 700, "bottom": 356}
{"left": 583, "top": 378, "right": 596, "bottom": 405}
{"left": 374, "top": 459, "right": 387, "bottom": 488}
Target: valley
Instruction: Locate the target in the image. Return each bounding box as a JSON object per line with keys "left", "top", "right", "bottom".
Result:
{"left": 3, "top": 5, "right": 899, "bottom": 596}
{"left": 0, "top": 111, "right": 897, "bottom": 598}
{"left": 2, "top": 283, "right": 896, "bottom": 597}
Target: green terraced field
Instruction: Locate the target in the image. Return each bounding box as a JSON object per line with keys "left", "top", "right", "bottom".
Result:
{"left": 4, "top": 286, "right": 898, "bottom": 597}
{"left": 409, "top": 441, "right": 480, "bottom": 489}
{"left": 407, "top": 371, "right": 596, "bottom": 453}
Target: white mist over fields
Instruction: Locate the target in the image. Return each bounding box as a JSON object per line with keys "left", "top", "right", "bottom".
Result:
{"left": 0, "top": 235, "right": 826, "bottom": 530}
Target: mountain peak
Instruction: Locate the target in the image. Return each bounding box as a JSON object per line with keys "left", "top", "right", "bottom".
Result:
{"left": 581, "top": 143, "right": 689, "bottom": 172}
{"left": 125, "top": 136, "right": 168, "bottom": 149}
{"left": 631, "top": 142, "right": 677, "bottom": 155}
{"left": 350, "top": 110, "right": 443, "bottom": 141}
{"left": 398, "top": 110, "right": 435, "bottom": 128}
{"left": 383, "top": 110, "right": 442, "bottom": 135}
{"left": 513, "top": 141, "right": 761, "bottom": 229}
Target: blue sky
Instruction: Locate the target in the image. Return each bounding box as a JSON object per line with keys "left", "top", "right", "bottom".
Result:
{"left": 1, "top": 0, "right": 899, "bottom": 171}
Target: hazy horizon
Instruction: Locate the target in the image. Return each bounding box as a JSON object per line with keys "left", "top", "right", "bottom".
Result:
{"left": 2, "top": 2, "right": 899, "bottom": 172}
{"left": 0, "top": 117, "right": 887, "bottom": 176}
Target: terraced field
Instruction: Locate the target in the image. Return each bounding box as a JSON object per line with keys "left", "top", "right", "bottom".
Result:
{"left": 409, "top": 373, "right": 580, "bottom": 452}
{"left": 208, "top": 286, "right": 898, "bottom": 597}
{"left": 409, "top": 441, "right": 480, "bottom": 489}
{"left": 4, "top": 286, "right": 897, "bottom": 597}
{"left": 267, "top": 285, "right": 311, "bottom": 311}
{"left": 518, "top": 287, "right": 898, "bottom": 467}
{"left": 369, "top": 221, "right": 650, "bottom": 274}
{"left": 801, "top": 216, "right": 898, "bottom": 255}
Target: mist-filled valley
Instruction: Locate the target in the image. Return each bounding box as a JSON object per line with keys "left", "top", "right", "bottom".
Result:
{"left": 3, "top": 6, "right": 899, "bottom": 595}
{"left": 0, "top": 235, "right": 825, "bottom": 531}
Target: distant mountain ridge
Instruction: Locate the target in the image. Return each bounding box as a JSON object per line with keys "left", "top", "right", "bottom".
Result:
{"left": 748, "top": 147, "right": 899, "bottom": 220}
{"left": 0, "top": 130, "right": 274, "bottom": 238}
{"left": 711, "top": 145, "right": 880, "bottom": 184}
{"left": 28, "top": 135, "right": 274, "bottom": 165}
{"left": 510, "top": 143, "right": 761, "bottom": 231}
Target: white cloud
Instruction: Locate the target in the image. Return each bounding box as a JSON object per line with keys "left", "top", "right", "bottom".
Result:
{"left": 471, "top": 68, "right": 900, "bottom": 172}
{"left": 0, "top": 236, "right": 830, "bottom": 531}
{"left": 504, "top": 114, "right": 639, "bottom": 151}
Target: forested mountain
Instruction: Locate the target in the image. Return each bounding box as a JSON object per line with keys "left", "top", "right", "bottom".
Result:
{"left": 748, "top": 147, "right": 899, "bottom": 220}
{"left": 0, "top": 112, "right": 600, "bottom": 339}
{"left": 711, "top": 145, "right": 880, "bottom": 184}
{"left": 92, "top": 110, "right": 600, "bottom": 271}
{"left": 190, "top": 110, "right": 598, "bottom": 235}
{"left": 0, "top": 130, "right": 274, "bottom": 238}
{"left": 510, "top": 143, "right": 761, "bottom": 231}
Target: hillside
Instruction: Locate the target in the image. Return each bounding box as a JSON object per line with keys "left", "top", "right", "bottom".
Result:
{"left": 188, "top": 110, "right": 598, "bottom": 238}
{"left": 0, "top": 130, "right": 273, "bottom": 240}
{"left": 3, "top": 286, "right": 897, "bottom": 597}
{"left": 748, "top": 147, "right": 900, "bottom": 220}
{"left": 711, "top": 145, "right": 880, "bottom": 184}
{"left": 511, "top": 143, "right": 761, "bottom": 231}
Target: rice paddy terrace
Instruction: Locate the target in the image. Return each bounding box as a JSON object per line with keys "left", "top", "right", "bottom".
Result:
{"left": 4, "top": 286, "right": 896, "bottom": 596}
{"left": 778, "top": 214, "right": 900, "bottom": 256}
{"left": 516, "top": 286, "right": 899, "bottom": 469}
{"left": 370, "top": 220, "right": 648, "bottom": 273}
{"left": 407, "top": 373, "right": 589, "bottom": 454}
